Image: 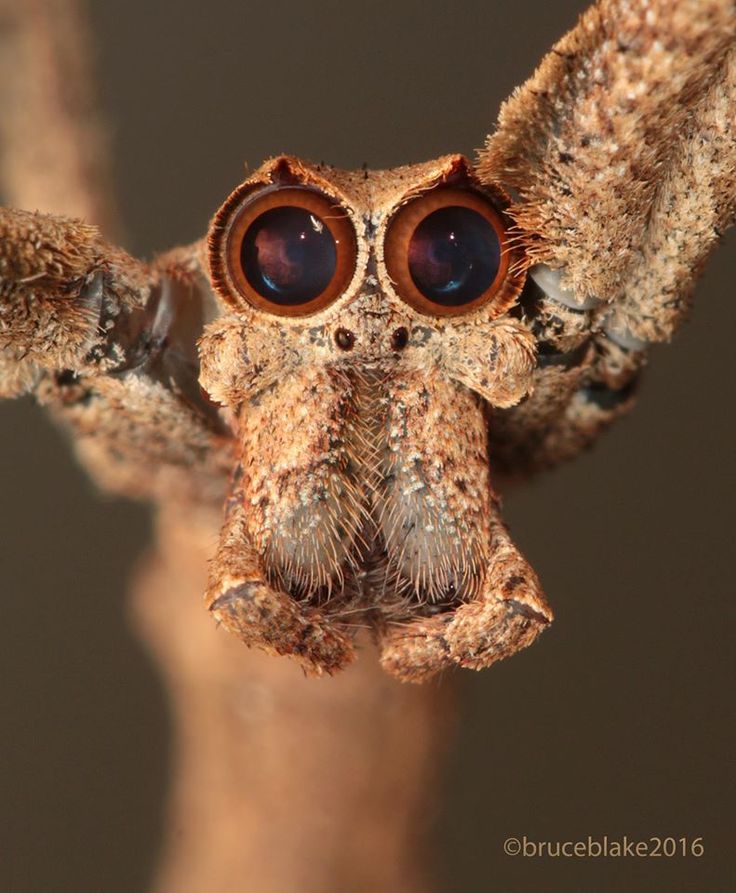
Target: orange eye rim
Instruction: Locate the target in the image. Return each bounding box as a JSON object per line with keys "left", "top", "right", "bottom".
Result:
{"left": 383, "top": 186, "right": 524, "bottom": 318}
{"left": 220, "top": 186, "right": 358, "bottom": 317}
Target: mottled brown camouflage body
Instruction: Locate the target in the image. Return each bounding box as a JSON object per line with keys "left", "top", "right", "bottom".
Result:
{"left": 1, "top": 0, "right": 733, "bottom": 681}
{"left": 201, "top": 154, "right": 547, "bottom": 680}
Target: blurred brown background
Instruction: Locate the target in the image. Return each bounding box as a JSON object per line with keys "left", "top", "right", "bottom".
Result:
{"left": 0, "top": 1, "right": 733, "bottom": 890}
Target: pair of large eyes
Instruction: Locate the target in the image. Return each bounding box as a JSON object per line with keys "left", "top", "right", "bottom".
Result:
{"left": 224, "top": 185, "right": 512, "bottom": 317}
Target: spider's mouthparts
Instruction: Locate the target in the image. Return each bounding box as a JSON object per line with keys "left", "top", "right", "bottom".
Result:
{"left": 225, "top": 360, "right": 494, "bottom": 625}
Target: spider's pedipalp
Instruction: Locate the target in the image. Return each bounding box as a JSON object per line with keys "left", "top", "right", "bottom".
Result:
{"left": 380, "top": 510, "right": 552, "bottom": 682}
{"left": 206, "top": 492, "right": 355, "bottom": 675}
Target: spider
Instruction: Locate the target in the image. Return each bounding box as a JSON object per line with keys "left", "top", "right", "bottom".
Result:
{"left": 1, "top": 0, "right": 733, "bottom": 685}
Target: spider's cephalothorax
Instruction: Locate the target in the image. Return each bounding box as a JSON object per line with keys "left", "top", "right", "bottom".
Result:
{"left": 199, "top": 154, "right": 549, "bottom": 678}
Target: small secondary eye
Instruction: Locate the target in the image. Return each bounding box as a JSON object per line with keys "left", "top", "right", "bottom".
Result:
{"left": 384, "top": 187, "right": 520, "bottom": 317}
{"left": 224, "top": 187, "right": 356, "bottom": 316}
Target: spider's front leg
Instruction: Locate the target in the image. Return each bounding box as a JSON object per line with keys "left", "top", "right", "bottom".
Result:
{"left": 1, "top": 205, "right": 234, "bottom": 506}
{"left": 0, "top": 206, "right": 146, "bottom": 395}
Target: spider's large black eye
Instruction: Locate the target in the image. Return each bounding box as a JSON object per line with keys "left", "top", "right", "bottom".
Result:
{"left": 384, "top": 186, "right": 519, "bottom": 317}
{"left": 241, "top": 206, "right": 336, "bottom": 306}
{"left": 223, "top": 187, "right": 356, "bottom": 316}
{"left": 407, "top": 206, "right": 500, "bottom": 307}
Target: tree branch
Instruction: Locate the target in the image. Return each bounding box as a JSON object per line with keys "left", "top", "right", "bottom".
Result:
{"left": 0, "top": 0, "right": 119, "bottom": 234}
{"left": 133, "top": 507, "right": 454, "bottom": 893}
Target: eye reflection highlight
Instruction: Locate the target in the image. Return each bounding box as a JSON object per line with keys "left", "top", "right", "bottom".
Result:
{"left": 383, "top": 185, "right": 519, "bottom": 318}
{"left": 221, "top": 185, "right": 357, "bottom": 317}
{"left": 407, "top": 206, "right": 500, "bottom": 307}
{"left": 241, "top": 207, "right": 337, "bottom": 306}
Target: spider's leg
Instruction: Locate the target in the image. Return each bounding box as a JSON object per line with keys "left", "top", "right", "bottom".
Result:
{"left": 476, "top": 2, "right": 735, "bottom": 479}
{"left": 479, "top": 0, "right": 735, "bottom": 303}
{"left": 380, "top": 506, "right": 551, "bottom": 683}
{"left": 606, "top": 46, "right": 736, "bottom": 345}
{"left": 0, "top": 207, "right": 230, "bottom": 505}
{"left": 490, "top": 285, "right": 646, "bottom": 477}
{"left": 0, "top": 207, "right": 138, "bottom": 388}
{"left": 206, "top": 490, "right": 355, "bottom": 676}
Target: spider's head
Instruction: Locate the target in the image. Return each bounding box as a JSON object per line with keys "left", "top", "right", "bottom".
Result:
{"left": 201, "top": 153, "right": 535, "bottom": 409}
{"left": 198, "top": 154, "right": 538, "bottom": 615}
